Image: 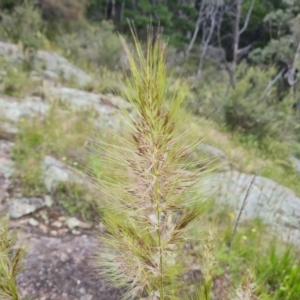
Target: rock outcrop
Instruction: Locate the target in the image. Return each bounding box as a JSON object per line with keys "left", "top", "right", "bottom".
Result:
{"left": 204, "top": 170, "right": 300, "bottom": 246}
{"left": 43, "top": 155, "right": 86, "bottom": 192}
{"left": 0, "top": 41, "right": 92, "bottom": 88}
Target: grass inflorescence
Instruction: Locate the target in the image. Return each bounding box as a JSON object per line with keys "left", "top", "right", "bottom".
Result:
{"left": 89, "top": 25, "right": 218, "bottom": 299}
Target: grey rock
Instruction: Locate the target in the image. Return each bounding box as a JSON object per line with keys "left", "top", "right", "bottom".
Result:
{"left": 203, "top": 170, "right": 300, "bottom": 246}
{"left": 47, "top": 86, "right": 132, "bottom": 130}
{"left": 48, "top": 86, "right": 118, "bottom": 111}
{"left": 0, "top": 142, "right": 15, "bottom": 179}
{"left": 197, "top": 144, "right": 227, "bottom": 162}
{"left": 0, "top": 84, "right": 132, "bottom": 137}
{"left": 51, "top": 221, "right": 63, "bottom": 228}
{"left": 30, "top": 72, "right": 42, "bottom": 82}
{"left": 44, "top": 195, "right": 53, "bottom": 207}
{"left": 67, "top": 217, "right": 81, "bottom": 229}
{"left": 50, "top": 86, "right": 131, "bottom": 107}
{"left": 0, "top": 96, "right": 49, "bottom": 122}
{"left": 0, "top": 70, "right": 7, "bottom": 77}
{"left": 188, "top": 143, "right": 229, "bottom": 171}
{"left": 0, "top": 122, "right": 18, "bottom": 138}
{"left": 28, "top": 218, "right": 39, "bottom": 226}
{"left": 0, "top": 42, "right": 22, "bottom": 63}
{"left": 77, "top": 221, "right": 92, "bottom": 229}
{"left": 9, "top": 198, "right": 46, "bottom": 219}
{"left": 67, "top": 217, "right": 91, "bottom": 230}
{"left": 0, "top": 41, "right": 92, "bottom": 88}
{"left": 0, "top": 86, "right": 131, "bottom": 134}
{"left": 42, "top": 70, "right": 59, "bottom": 81}
{"left": 0, "top": 140, "right": 14, "bottom": 153}
{"left": 0, "top": 141, "right": 15, "bottom": 206}
{"left": 36, "top": 50, "right": 92, "bottom": 88}
{"left": 43, "top": 156, "right": 84, "bottom": 192}
{"left": 80, "top": 295, "right": 93, "bottom": 300}
{"left": 0, "top": 162, "right": 14, "bottom": 179}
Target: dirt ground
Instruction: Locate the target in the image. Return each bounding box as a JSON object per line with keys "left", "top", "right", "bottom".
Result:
{"left": 13, "top": 223, "right": 122, "bottom": 300}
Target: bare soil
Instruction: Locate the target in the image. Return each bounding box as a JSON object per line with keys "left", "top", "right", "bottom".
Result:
{"left": 13, "top": 224, "right": 122, "bottom": 300}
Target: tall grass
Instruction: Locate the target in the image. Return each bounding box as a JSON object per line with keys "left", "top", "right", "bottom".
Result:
{"left": 89, "top": 26, "right": 230, "bottom": 299}
{"left": 0, "top": 215, "right": 25, "bottom": 300}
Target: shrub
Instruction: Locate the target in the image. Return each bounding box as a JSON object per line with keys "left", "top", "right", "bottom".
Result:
{"left": 0, "top": 0, "right": 23, "bottom": 11}
{"left": 55, "top": 182, "right": 95, "bottom": 221}
{"left": 224, "top": 65, "right": 296, "bottom": 142}
{"left": 0, "top": 66, "right": 39, "bottom": 97}
{"left": 39, "top": 0, "right": 87, "bottom": 23}
{"left": 0, "top": 1, "right": 46, "bottom": 50}
{"left": 56, "top": 20, "right": 123, "bottom": 70}
{"left": 186, "top": 72, "right": 228, "bottom": 121}
{"left": 82, "top": 66, "right": 124, "bottom": 95}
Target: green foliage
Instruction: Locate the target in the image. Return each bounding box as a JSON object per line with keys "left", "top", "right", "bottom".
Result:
{"left": 250, "top": 0, "right": 300, "bottom": 65}
{"left": 187, "top": 72, "right": 228, "bottom": 121}
{"left": 55, "top": 182, "right": 94, "bottom": 220}
{"left": 214, "top": 212, "right": 300, "bottom": 300}
{"left": 82, "top": 66, "right": 124, "bottom": 95}
{"left": 0, "top": 215, "right": 25, "bottom": 300}
{"left": 0, "top": 1, "right": 46, "bottom": 50}
{"left": 12, "top": 118, "right": 45, "bottom": 195}
{"left": 57, "top": 21, "right": 123, "bottom": 70}
{"left": 0, "top": 0, "right": 23, "bottom": 10}
{"left": 0, "top": 0, "right": 297, "bottom": 67}
{"left": 123, "top": 1, "right": 173, "bottom": 34}
{"left": 40, "top": 0, "right": 89, "bottom": 36}
{"left": 0, "top": 62, "right": 39, "bottom": 97}
{"left": 224, "top": 65, "right": 296, "bottom": 141}
{"left": 257, "top": 245, "right": 300, "bottom": 299}
{"left": 12, "top": 99, "right": 96, "bottom": 196}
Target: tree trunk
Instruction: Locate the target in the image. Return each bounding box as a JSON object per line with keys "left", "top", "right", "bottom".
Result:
{"left": 231, "top": 0, "right": 242, "bottom": 88}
